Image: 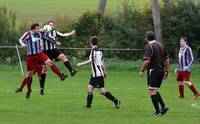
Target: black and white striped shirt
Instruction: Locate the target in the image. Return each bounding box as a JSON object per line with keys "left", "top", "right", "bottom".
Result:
{"left": 89, "top": 47, "right": 104, "bottom": 77}
{"left": 42, "top": 30, "right": 68, "bottom": 51}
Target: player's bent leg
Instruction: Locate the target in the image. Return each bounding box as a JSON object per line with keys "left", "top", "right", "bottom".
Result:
{"left": 16, "top": 73, "right": 30, "bottom": 93}
{"left": 45, "top": 59, "right": 67, "bottom": 81}
{"left": 184, "top": 81, "right": 200, "bottom": 99}
{"left": 57, "top": 53, "right": 77, "bottom": 76}
{"left": 85, "top": 85, "right": 94, "bottom": 108}
{"left": 99, "top": 88, "right": 120, "bottom": 109}
{"left": 177, "top": 81, "right": 184, "bottom": 98}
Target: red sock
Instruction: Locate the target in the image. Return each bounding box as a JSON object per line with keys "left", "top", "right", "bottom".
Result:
{"left": 179, "top": 85, "right": 184, "bottom": 97}
{"left": 20, "top": 78, "right": 28, "bottom": 91}
{"left": 50, "top": 64, "right": 63, "bottom": 77}
{"left": 26, "top": 77, "right": 33, "bottom": 92}
{"left": 189, "top": 84, "right": 198, "bottom": 95}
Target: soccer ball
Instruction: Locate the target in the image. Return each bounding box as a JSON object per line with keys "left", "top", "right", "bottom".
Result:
{"left": 43, "top": 25, "right": 52, "bottom": 33}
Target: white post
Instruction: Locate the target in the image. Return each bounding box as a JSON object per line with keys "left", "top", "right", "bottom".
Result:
{"left": 16, "top": 44, "right": 24, "bottom": 76}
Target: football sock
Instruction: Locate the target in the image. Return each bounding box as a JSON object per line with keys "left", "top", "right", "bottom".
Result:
{"left": 178, "top": 85, "right": 184, "bottom": 97}
{"left": 151, "top": 94, "right": 160, "bottom": 114}
{"left": 64, "top": 61, "right": 73, "bottom": 73}
{"left": 104, "top": 92, "right": 118, "bottom": 103}
{"left": 157, "top": 92, "right": 165, "bottom": 109}
{"left": 20, "top": 77, "right": 27, "bottom": 91}
{"left": 40, "top": 73, "right": 46, "bottom": 90}
{"left": 50, "top": 64, "right": 63, "bottom": 77}
{"left": 87, "top": 92, "right": 93, "bottom": 106}
{"left": 189, "top": 84, "right": 198, "bottom": 95}
{"left": 26, "top": 77, "right": 32, "bottom": 92}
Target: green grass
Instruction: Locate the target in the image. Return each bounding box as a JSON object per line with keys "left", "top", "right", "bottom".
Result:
{"left": 0, "top": 62, "right": 200, "bottom": 124}
{"left": 0, "top": 0, "right": 151, "bottom": 20}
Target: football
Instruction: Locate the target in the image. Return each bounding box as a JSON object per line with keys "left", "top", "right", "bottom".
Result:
{"left": 43, "top": 25, "right": 52, "bottom": 33}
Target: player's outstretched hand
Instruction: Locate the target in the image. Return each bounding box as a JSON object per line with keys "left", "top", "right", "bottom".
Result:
{"left": 76, "top": 63, "right": 81, "bottom": 68}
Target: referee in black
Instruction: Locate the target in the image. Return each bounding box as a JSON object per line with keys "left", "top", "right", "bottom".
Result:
{"left": 140, "top": 31, "right": 170, "bottom": 116}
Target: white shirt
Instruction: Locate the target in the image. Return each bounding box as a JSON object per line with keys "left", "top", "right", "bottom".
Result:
{"left": 89, "top": 47, "right": 104, "bottom": 77}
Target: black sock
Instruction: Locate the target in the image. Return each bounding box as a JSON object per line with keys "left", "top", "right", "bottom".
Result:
{"left": 157, "top": 92, "right": 165, "bottom": 109}
{"left": 40, "top": 73, "right": 46, "bottom": 90}
{"left": 104, "top": 92, "right": 118, "bottom": 103}
{"left": 151, "top": 94, "right": 160, "bottom": 114}
{"left": 87, "top": 92, "right": 93, "bottom": 106}
{"left": 64, "top": 61, "right": 73, "bottom": 73}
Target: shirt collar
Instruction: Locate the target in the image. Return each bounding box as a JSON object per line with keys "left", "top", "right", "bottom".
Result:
{"left": 149, "top": 40, "right": 156, "bottom": 44}
{"left": 180, "top": 44, "right": 188, "bottom": 50}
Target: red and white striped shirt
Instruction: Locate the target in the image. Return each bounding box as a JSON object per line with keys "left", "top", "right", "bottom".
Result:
{"left": 19, "top": 31, "right": 42, "bottom": 55}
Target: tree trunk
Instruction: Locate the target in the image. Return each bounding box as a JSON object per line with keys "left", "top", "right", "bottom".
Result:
{"left": 98, "top": 0, "right": 107, "bottom": 14}
{"left": 151, "top": 0, "right": 162, "bottom": 42}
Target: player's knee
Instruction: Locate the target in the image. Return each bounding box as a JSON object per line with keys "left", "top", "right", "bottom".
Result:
{"left": 42, "top": 66, "right": 48, "bottom": 73}
{"left": 184, "top": 81, "right": 192, "bottom": 86}
{"left": 87, "top": 85, "right": 93, "bottom": 92}
{"left": 99, "top": 88, "right": 107, "bottom": 95}
{"left": 27, "top": 71, "right": 34, "bottom": 77}
{"left": 58, "top": 54, "right": 67, "bottom": 62}
{"left": 45, "top": 59, "right": 53, "bottom": 67}
{"left": 177, "top": 81, "right": 183, "bottom": 86}
{"left": 149, "top": 89, "right": 157, "bottom": 95}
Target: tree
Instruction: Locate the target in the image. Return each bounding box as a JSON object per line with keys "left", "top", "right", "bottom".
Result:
{"left": 151, "top": 0, "right": 162, "bottom": 42}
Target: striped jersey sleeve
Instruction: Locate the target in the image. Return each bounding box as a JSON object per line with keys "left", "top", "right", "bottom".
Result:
{"left": 19, "top": 32, "right": 30, "bottom": 45}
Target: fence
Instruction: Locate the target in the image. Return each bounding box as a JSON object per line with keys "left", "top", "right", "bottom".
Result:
{"left": 0, "top": 46, "right": 144, "bottom": 64}
{"left": 0, "top": 45, "right": 200, "bottom": 64}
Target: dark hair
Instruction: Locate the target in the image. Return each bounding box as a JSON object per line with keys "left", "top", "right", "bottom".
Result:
{"left": 31, "top": 23, "right": 40, "bottom": 30}
{"left": 146, "top": 31, "right": 155, "bottom": 41}
{"left": 47, "top": 20, "right": 55, "bottom": 24}
{"left": 90, "top": 36, "right": 99, "bottom": 45}
{"left": 180, "top": 36, "right": 188, "bottom": 42}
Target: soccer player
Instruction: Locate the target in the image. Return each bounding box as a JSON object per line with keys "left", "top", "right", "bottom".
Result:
{"left": 39, "top": 20, "right": 77, "bottom": 95}
{"left": 140, "top": 31, "right": 170, "bottom": 116}
{"left": 16, "top": 23, "right": 67, "bottom": 99}
{"left": 176, "top": 37, "right": 200, "bottom": 99}
{"left": 76, "top": 36, "right": 120, "bottom": 109}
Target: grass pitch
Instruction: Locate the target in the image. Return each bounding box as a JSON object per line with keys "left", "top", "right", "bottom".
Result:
{"left": 0, "top": 63, "right": 200, "bottom": 124}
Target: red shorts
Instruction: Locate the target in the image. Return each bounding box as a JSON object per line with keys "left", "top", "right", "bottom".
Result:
{"left": 176, "top": 71, "right": 191, "bottom": 81}
{"left": 26, "top": 53, "right": 48, "bottom": 71}
{"left": 34, "top": 64, "right": 43, "bottom": 77}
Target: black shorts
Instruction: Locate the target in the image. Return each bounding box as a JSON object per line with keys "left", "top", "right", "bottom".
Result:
{"left": 147, "top": 68, "right": 164, "bottom": 89}
{"left": 89, "top": 76, "right": 104, "bottom": 88}
{"left": 44, "top": 49, "right": 62, "bottom": 60}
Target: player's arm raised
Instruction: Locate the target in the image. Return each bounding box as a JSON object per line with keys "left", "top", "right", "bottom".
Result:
{"left": 57, "top": 30, "right": 75, "bottom": 37}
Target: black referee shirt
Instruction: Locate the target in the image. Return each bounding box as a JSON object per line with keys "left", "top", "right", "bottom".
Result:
{"left": 143, "top": 40, "right": 169, "bottom": 69}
